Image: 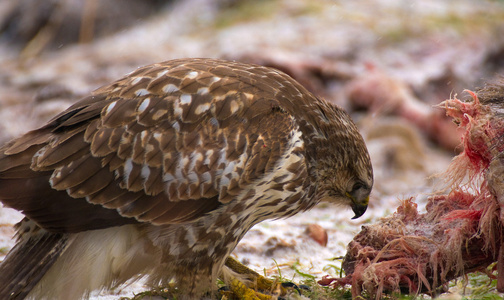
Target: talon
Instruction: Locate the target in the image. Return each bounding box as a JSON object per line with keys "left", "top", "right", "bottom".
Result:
{"left": 280, "top": 282, "right": 297, "bottom": 288}
{"left": 281, "top": 282, "right": 301, "bottom": 295}
{"left": 223, "top": 256, "right": 311, "bottom": 299}
{"left": 218, "top": 286, "right": 230, "bottom": 292}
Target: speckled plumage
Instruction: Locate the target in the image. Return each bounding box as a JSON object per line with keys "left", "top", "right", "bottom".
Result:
{"left": 0, "top": 58, "right": 373, "bottom": 299}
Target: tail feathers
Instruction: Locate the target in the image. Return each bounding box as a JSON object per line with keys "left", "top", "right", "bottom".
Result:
{"left": 0, "top": 228, "right": 68, "bottom": 300}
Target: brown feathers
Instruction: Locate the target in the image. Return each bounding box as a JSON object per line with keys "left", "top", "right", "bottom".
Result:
{"left": 0, "top": 58, "right": 373, "bottom": 299}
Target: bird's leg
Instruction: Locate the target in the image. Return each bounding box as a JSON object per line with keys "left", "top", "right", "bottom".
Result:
{"left": 222, "top": 256, "right": 288, "bottom": 299}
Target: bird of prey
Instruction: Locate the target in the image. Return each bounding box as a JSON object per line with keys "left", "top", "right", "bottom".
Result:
{"left": 0, "top": 58, "right": 373, "bottom": 299}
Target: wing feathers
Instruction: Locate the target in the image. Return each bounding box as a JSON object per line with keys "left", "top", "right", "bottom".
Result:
{"left": 32, "top": 131, "right": 89, "bottom": 170}
{"left": 0, "top": 145, "right": 40, "bottom": 172}
{"left": 136, "top": 97, "right": 169, "bottom": 126}
{"left": 144, "top": 135, "right": 163, "bottom": 167}
{"left": 67, "top": 166, "right": 114, "bottom": 198}
{"left": 143, "top": 166, "right": 165, "bottom": 195}
{"left": 0, "top": 176, "right": 54, "bottom": 199}
{"left": 131, "top": 132, "right": 147, "bottom": 164}
{"left": 101, "top": 189, "right": 143, "bottom": 209}
{"left": 118, "top": 194, "right": 164, "bottom": 218}
{"left": 150, "top": 196, "right": 221, "bottom": 224}
{"left": 101, "top": 98, "right": 139, "bottom": 127}
{"left": 50, "top": 154, "right": 102, "bottom": 190}
{"left": 0, "top": 58, "right": 307, "bottom": 231}
{"left": 3, "top": 131, "right": 52, "bottom": 155}
{"left": 122, "top": 159, "right": 144, "bottom": 192}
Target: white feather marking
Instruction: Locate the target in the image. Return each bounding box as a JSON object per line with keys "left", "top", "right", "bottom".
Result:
{"left": 180, "top": 94, "right": 192, "bottom": 105}
{"left": 175, "top": 156, "right": 188, "bottom": 179}
{"left": 163, "top": 84, "right": 179, "bottom": 93}
{"left": 172, "top": 96, "right": 188, "bottom": 118}
{"left": 124, "top": 158, "right": 133, "bottom": 184}
{"left": 145, "top": 144, "right": 154, "bottom": 153}
{"left": 219, "top": 176, "right": 230, "bottom": 186}
{"left": 197, "top": 87, "right": 209, "bottom": 95}
{"left": 173, "top": 103, "right": 183, "bottom": 118}
{"left": 163, "top": 173, "right": 175, "bottom": 182}
{"left": 207, "top": 246, "right": 214, "bottom": 257}
{"left": 138, "top": 98, "right": 150, "bottom": 113}
{"left": 187, "top": 172, "right": 199, "bottom": 184}
{"left": 190, "top": 152, "right": 203, "bottom": 167}
{"left": 172, "top": 121, "right": 180, "bottom": 132}
{"left": 131, "top": 77, "right": 143, "bottom": 85}
{"left": 203, "top": 149, "right": 214, "bottom": 165}
{"left": 140, "top": 130, "right": 148, "bottom": 141}
{"left": 156, "top": 70, "right": 168, "bottom": 79}
{"left": 187, "top": 71, "right": 198, "bottom": 79}
{"left": 105, "top": 101, "right": 117, "bottom": 115}
{"left": 230, "top": 214, "right": 237, "bottom": 224}
{"left": 185, "top": 228, "right": 198, "bottom": 248}
{"left": 135, "top": 89, "right": 150, "bottom": 96}
{"left": 217, "top": 147, "right": 228, "bottom": 166}
{"left": 223, "top": 161, "right": 236, "bottom": 174}
{"left": 195, "top": 103, "right": 210, "bottom": 115}
{"left": 141, "top": 165, "right": 150, "bottom": 180}
{"left": 243, "top": 92, "right": 254, "bottom": 100}
{"left": 152, "top": 109, "right": 168, "bottom": 121}
{"left": 229, "top": 100, "right": 239, "bottom": 114}
{"left": 49, "top": 170, "right": 60, "bottom": 188}
{"left": 201, "top": 171, "right": 211, "bottom": 183}
{"left": 210, "top": 76, "right": 221, "bottom": 83}
{"left": 33, "top": 147, "right": 45, "bottom": 160}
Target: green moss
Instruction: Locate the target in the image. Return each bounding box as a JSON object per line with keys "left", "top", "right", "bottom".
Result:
{"left": 214, "top": 0, "right": 280, "bottom": 29}
{"left": 376, "top": 7, "right": 504, "bottom": 44}
{"left": 450, "top": 263, "right": 501, "bottom": 299}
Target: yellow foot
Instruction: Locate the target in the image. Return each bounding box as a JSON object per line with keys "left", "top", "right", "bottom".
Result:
{"left": 222, "top": 256, "right": 303, "bottom": 299}
{"left": 225, "top": 277, "right": 277, "bottom": 300}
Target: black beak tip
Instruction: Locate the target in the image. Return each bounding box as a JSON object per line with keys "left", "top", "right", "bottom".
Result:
{"left": 351, "top": 204, "right": 368, "bottom": 219}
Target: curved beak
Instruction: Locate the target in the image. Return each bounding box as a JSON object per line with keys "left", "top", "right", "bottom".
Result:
{"left": 346, "top": 191, "right": 369, "bottom": 219}
{"left": 351, "top": 199, "right": 368, "bottom": 219}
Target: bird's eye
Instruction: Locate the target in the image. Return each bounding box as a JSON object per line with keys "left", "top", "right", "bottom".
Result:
{"left": 351, "top": 182, "right": 365, "bottom": 193}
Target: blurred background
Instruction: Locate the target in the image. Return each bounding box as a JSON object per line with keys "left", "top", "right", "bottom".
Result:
{"left": 0, "top": 0, "right": 503, "bottom": 298}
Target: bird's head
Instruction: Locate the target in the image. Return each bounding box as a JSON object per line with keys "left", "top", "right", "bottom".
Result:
{"left": 315, "top": 159, "right": 373, "bottom": 219}
{"left": 344, "top": 176, "right": 372, "bottom": 219}
{"left": 306, "top": 102, "right": 373, "bottom": 219}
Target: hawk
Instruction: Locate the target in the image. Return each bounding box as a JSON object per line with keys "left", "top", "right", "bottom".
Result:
{"left": 0, "top": 58, "right": 373, "bottom": 299}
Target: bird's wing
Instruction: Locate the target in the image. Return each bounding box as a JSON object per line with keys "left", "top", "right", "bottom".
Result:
{"left": 0, "top": 58, "right": 301, "bottom": 232}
